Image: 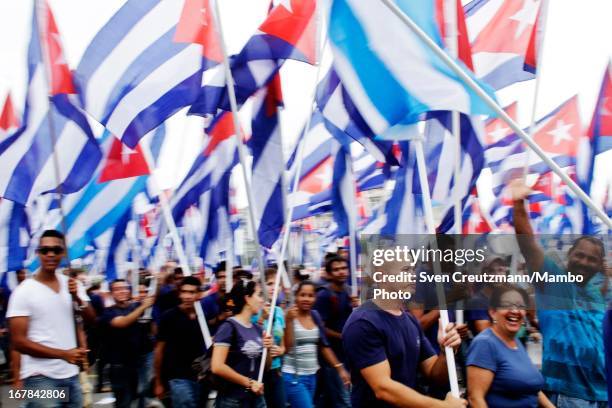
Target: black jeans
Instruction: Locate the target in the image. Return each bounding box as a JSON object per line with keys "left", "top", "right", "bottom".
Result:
{"left": 109, "top": 363, "right": 139, "bottom": 408}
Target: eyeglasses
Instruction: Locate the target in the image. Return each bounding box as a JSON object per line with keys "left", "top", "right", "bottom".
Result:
{"left": 498, "top": 302, "right": 527, "bottom": 310}
{"left": 37, "top": 246, "right": 65, "bottom": 255}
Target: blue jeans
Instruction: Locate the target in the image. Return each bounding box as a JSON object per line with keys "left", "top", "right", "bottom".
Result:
{"left": 168, "top": 378, "right": 202, "bottom": 408}
{"left": 283, "top": 372, "right": 317, "bottom": 408}
{"left": 23, "top": 374, "right": 82, "bottom": 408}
{"left": 109, "top": 363, "right": 138, "bottom": 408}
{"left": 316, "top": 365, "right": 351, "bottom": 407}
{"left": 136, "top": 352, "right": 153, "bottom": 408}
{"left": 548, "top": 393, "right": 607, "bottom": 408}
{"left": 215, "top": 394, "right": 266, "bottom": 408}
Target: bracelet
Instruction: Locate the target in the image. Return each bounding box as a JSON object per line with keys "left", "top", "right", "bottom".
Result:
{"left": 333, "top": 363, "right": 343, "bottom": 368}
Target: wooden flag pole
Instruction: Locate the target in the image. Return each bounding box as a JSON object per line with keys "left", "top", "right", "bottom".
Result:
{"left": 380, "top": 0, "right": 612, "bottom": 229}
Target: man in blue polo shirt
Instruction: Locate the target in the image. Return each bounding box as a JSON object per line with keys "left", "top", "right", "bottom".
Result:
{"left": 512, "top": 180, "right": 609, "bottom": 407}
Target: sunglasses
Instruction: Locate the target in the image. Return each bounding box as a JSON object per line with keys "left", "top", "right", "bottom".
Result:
{"left": 37, "top": 246, "right": 65, "bottom": 255}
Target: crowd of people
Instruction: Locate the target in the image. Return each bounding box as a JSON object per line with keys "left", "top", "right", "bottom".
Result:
{"left": 0, "top": 182, "right": 610, "bottom": 408}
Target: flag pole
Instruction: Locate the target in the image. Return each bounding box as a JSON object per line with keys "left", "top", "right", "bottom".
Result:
{"left": 211, "top": 0, "right": 268, "bottom": 299}
{"left": 380, "top": 0, "right": 612, "bottom": 229}
{"left": 523, "top": 0, "right": 551, "bottom": 178}
{"left": 344, "top": 149, "right": 359, "bottom": 297}
{"left": 414, "top": 134, "right": 460, "bottom": 397}
{"left": 443, "top": 0, "right": 463, "bottom": 237}
{"left": 34, "top": 0, "right": 69, "bottom": 251}
{"left": 257, "top": 0, "right": 329, "bottom": 383}
{"left": 141, "top": 145, "right": 213, "bottom": 347}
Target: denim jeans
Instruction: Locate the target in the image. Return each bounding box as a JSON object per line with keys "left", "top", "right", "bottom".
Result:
{"left": 109, "top": 363, "right": 138, "bottom": 408}
{"left": 283, "top": 372, "right": 317, "bottom": 408}
{"left": 315, "top": 365, "right": 351, "bottom": 408}
{"left": 136, "top": 352, "right": 153, "bottom": 408}
{"left": 548, "top": 393, "right": 607, "bottom": 408}
{"left": 23, "top": 374, "right": 83, "bottom": 408}
{"left": 215, "top": 394, "right": 266, "bottom": 408}
{"left": 168, "top": 378, "right": 202, "bottom": 408}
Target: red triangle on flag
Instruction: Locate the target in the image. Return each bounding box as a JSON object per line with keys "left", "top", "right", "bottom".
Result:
{"left": 98, "top": 137, "right": 151, "bottom": 182}
{"left": 532, "top": 96, "right": 582, "bottom": 156}
{"left": 259, "top": 0, "right": 317, "bottom": 65}
{"left": 204, "top": 112, "right": 238, "bottom": 156}
{"left": 485, "top": 102, "right": 518, "bottom": 144}
{"left": 40, "top": 0, "right": 75, "bottom": 95}
{"left": 174, "top": 0, "right": 223, "bottom": 63}
{"left": 0, "top": 93, "right": 20, "bottom": 131}
{"left": 435, "top": 0, "right": 474, "bottom": 71}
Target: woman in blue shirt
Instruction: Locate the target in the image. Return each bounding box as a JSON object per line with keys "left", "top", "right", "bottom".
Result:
{"left": 466, "top": 285, "right": 554, "bottom": 408}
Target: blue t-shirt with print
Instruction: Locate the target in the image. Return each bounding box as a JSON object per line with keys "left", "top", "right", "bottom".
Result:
{"left": 252, "top": 306, "right": 285, "bottom": 370}
{"left": 214, "top": 317, "right": 264, "bottom": 399}
{"left": 342, "top": 301, "right": 436, "bottom": 408}
{"left": 535, "top": 256, "right": 610, "bottom": 402}
{"left": 467, "top": 328, "right": 544, "bottom": 407}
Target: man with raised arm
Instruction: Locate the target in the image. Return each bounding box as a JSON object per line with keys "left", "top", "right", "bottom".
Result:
{"left": 511, "top": 179, "right": 609, "bottom": 407}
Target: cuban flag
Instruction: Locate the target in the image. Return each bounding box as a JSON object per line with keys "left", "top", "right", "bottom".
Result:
{"left": 354, "top": 148, "right": 392, "bottom": 192}
{"left": 523, "top": 2, "right": 546, "bottom": 74}
{"left": 315, "top": 68, "right": 398, "bottom": 165}
{"left": 440, "top": 189, "right": 492, "bottom": 234}
{"left": 331, "top": 143, "right": 357, "bottom": 238}
{"left": 198, "top": 172, "right": 233, "bottom": 265}
{"left": 75, "top": 0, "right": 208, "bottom": 148}
{"left": 363, "top": 143, "right": 427, "bottom": 235}
{"left": 328, "top": 0, "right": 497, "bottom": 136}
{"left": 0, "top": 92, "right": 20, "bottom": 144}
{"left": 435, "top": 0, "right": 474, "bottom": 71}
{"left": 489, "top": 97, "right": 581, "bottom": 195}
{"left": 0, "top": 1, "right": 101, "bottom": 206}
{"left": 170, "top": 112, "right": 238, "bottom": 225}
{"left": 29, "top": 126, "right": 165, "bottom": 270}
{"left": 249, "top": 74, "right": 285, "bottom": 249}
{"left": 0, "top": 199, "right": 30, "bottom": 273}
{"left": 588, "top": 63, "right": 612, "bottom": 155}
{"left": 465, "top": 0, "right": 540, "bottom": 90}
{"left": 189, "top": 0, "right": 317, "bottom": 115}
{"left": 104, "top": 207, "right": 133, "bottom": 281}
{"left": 417, "top": 112, "right": 486, "bottom": 232}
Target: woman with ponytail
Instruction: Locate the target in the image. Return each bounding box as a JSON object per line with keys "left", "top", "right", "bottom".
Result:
{"left": 211, "top": 280, "right": 273, "bottom": 408}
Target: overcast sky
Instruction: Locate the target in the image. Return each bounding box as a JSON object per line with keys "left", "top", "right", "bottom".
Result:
{"left": 0, "top": 0, "right": 610, "bottom": 211}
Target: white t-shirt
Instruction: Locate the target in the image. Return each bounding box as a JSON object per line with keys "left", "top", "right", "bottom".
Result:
{"left": 7, "top": 273, "right": 90, "bottom": 379}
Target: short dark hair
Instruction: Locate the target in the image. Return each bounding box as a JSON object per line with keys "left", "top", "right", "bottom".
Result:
{"left": 179, "top": 276, "right": 202, "bottom": 290}
{"left": 109, "top": 279, "right": 127, "bottom": 291}
{"left": 174, "top": 267, "right": 184, "bottom": 276}
{"left": 40, "top": 229, "right": 66, "bottom": 245}
{"left": 264, "top": 268, "right": 278, "bottom": 282}
{"left": 228, "top": 280, "right": 258, "bottom": 314}
{"left": 489, "top": 285, "right": 529, "bottom": 309}
{"left": 325, "top": 256, "right": 348, "bottom": 274}
{"left": 568, "top": 237, "right": 605, "bottom": 260}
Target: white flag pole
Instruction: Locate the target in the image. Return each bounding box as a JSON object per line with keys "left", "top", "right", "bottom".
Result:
{"left": 212, "top": 0, "right": 268, "bottom": 299}
{"left": 414, "top": 135, "right": 460, "bottom": 397}
{"left": 257, "top": 0, "right": 328, "bottom": 383}
{"left": 523, "top": 0, "right": 550, "bottom": 177}
{"left": 443, "top": 0, "right": 463, "bottom": 237}
{"left": 380, "top": 0, "right": 612, "bottom": 229}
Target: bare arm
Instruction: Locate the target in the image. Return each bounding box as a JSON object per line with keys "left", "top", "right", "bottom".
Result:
{"left": 153, "top": 341, "right": 166, "bottom": 397}
{"left": 467, "top": 366, "right": 494, "bottom": 408}
{"left": 11, "top": 347, "right": 21, "bottom": 387}
{"left": 211, "top": 345, "right": 251, "bottom": 388}
{"left": 10, "top": 317, "right": 70, "bottom": 360}
{"left": 324, "top": 327, "right": 342, "bottom": 340}
{"left": 420, "top": 354, "right": 453, "bottom": 386}
{"left": 110, "top": 299, "right": 154, "bottom": 329}
{"left": 510, "top": 181, "right": 544, "bottom": 272}
{"left": 538, "top": 391, "right": 555, "bottom": 408}
{"left": 410, "top": 308, "right": 440, "bottom": 331}
{"left": 361, "top": 360, "right": 464, "bottom": 408}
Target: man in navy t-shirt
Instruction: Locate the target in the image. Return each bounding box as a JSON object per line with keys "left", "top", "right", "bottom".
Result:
{"left": 342, "top": 259, "right": 466, "bottom": 408}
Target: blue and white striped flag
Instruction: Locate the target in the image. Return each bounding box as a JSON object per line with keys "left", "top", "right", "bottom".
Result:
{"left": 248, "top": 76, "right": 285, "bottom": 249}
{"left": 0, "top": 199, "right": 30, "bottom": 273}
{"left": 104, "top": 207, "right": 133, "bottom": 281}
{"left": 75, "top": 0, "right": 203, "bottom": 148}
{"left": 331, "top": 143, "right": 357, "bottom": 238}
{"left": 328, "top": 0, "right": 497, "bottom": 134}
{"left": 0, "top": 4, "right": 101, "bottom": 205}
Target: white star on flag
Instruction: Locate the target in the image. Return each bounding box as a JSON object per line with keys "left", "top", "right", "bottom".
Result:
{"left": 277, "top": 0, "right": 293, "bottom": 13}
{"left": 509, "top": 0, "right": 539, "bottom": 39}
{"left": 546, "top": 119, "right": 574, "bottom": 146}
{"left": 121, "top": 144, "right": 138, "bottom": 165}
{"left": 489, "top": 123, "right": 510, "bottom": 143}
{"left": 50, "top": 33, "right": 68, "bottom": 66}
{"left": 315, "top": 163, "right": 332, "bottom": 186}
{"left": 199, "top": 7, "right": 208, "bottom": 26}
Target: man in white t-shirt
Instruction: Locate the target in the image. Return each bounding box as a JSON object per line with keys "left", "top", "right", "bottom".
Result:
{"left": 8, "top": 230, "right": 93, "bottom": 407}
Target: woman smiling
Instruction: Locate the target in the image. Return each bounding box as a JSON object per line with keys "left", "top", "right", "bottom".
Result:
{"left": 466, "top": 285, "right": 554, "bottom": 408}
